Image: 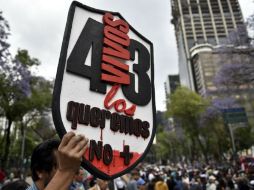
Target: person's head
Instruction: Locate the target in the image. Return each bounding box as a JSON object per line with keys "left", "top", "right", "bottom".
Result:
{"left": 155, "top": 181, "right": 167, "bottom": 190}
{"left": 74, "top": 167, "right": 86, "bottom": 182}
{"left": 89, "top": 176, "right": 96, "bottom": 187}
{"left": 1, "top": 180, "right": 29, "bottom": 190}
{"left": 131, "top": 169, "right": 140, "bottom": 180}
{"left": 96, "top": 178, "right": 109, "bottom": 190}
{"left": 208, "top": 175, "right": 216, "bottom": 183}
{"left": 137, "top": 177, "right": 146, "bottom": 190}
{"left": 30, "top": 139, "right": 60, "bottom": 186}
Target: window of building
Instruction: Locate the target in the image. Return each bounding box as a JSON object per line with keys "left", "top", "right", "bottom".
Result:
{"left": 204, "top": 71, "right": 214, "bottom": 77}
{"left": 207, "top": 37, "right": 217, "bottom": 45}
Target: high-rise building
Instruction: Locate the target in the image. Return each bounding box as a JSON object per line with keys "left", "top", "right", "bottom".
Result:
{"left": 171, "top": 0, "right": 245, "bottom": 91}
{"left": 164, "top": 74, "right": 180, "bottom": 96}
{"left": 171, "top": 0, "right": 254, "bottom": 122}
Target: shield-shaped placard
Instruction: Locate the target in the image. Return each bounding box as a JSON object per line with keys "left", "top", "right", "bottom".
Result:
{"left": 52, "top": 1, "right": 156, "bottom": 179}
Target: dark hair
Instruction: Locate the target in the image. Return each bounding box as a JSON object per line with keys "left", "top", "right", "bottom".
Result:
{"left": 30, "top": 139, "right": 60, "bottom": 181}
{"left": 1, "top": 180, "right": 29, "bottom": 190}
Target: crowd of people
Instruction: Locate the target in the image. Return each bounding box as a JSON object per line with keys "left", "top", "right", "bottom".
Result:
{"left": 2, "top": 159, "right": 254, "bottom": 190}
{"left": 113, "top": 162, "right": 254, "bottom": 190}
{"left": 57, "top": 161, "right": 254, "bottom": 190}
{"left": 63, "top": 162, "right": 254, "bottom": 190}
{"left": 1, "top": 132, "right": 254, "bottom": 190}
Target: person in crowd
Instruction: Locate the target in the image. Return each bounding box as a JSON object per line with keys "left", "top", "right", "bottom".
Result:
{"left": 88, "top": 176, "right": 96, "bottom": 190}
{"left": 199, "top": 174, "right": 207, "bottom": 190}
{"left": 189, "top": 177, "right": 202, "bottom": 190}
{"left": 115, "top": 177, "right": 127, "bottom": 190}
{"left": 1, "top": 179, "right": 29, "bottom": 190}
{"left": 236, "top": 176, "right": 249, "bottom": 190}
{"left": 166, "top": 170, "right": 176, "bottom": 190}
{"left": 26, "top": 132, "right": 89, "bottom": 190}
{"left": 249, "top": 180, "right": 254, "bottom": 190}
{"left": 69, "top": 167, "right": 86, "bottom": 190}
{"left": 88, "top": 178, "right": 109, "bottom": 190}
{"left": 154, "top": 178, "right": 168, "bottom": 190}
{"left": 217, "top": 177, "right": 227, "bottom": 190}
{"left": 126, "top": 169, "right": 140, "bottom": 190}
{"left": 97, "top": 179, "right": 110, "bottom": 190}
{"left": 0, "top": 168, "right": 6, "bottom": 189}
{"left": 175, "top": 176, "right": 184, "bottom": 190}
{"left": 206, "top": 175, "right": 217, "bottom": 190}
{"left": 147, "top": 169, "right": 155, "bottom": 182}
{"left": 136, "top": 177, "right": 146, "bottom": 190}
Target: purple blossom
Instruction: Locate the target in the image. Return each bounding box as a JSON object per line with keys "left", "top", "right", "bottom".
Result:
{"left": 213, "top": 63, "right": 254, "bottom": 88}
{"left": 199, "top": 98, "right": 239, "bottom": 127}
{"left": 0, "top": 12, "right": 11, "bottom": 68}
{"left": 0, "top": 58, "right": 31, "bottom": 98}
{"left": 12, "top": 59, "right": 31, "bottom": 97}
{"left": 199, "top": 106, "right": 221, "bottom": 127}
{"left": 227, "top": 24, "right": 249, "bottom": 46}
{"left": 212, "top": 97, "right": 239, "bottom": 110}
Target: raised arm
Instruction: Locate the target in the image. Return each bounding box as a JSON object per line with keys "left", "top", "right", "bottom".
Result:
{"left": 45, "top": 132, "right": 88, "bottom": 190}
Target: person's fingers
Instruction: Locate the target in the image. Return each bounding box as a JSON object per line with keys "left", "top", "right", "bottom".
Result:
{"left": 72, "top": 137, "right": 89, "bottom": 153}
{"left": 58, "top": 132, "right": 75, "bottom": 149}
{"left": 77, "top": 141, "right": 89, "bottom": 158}
{"left": 65, "top": 134, "right": 85, "bottom": 150}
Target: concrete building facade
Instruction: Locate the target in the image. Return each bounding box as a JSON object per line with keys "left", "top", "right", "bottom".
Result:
{"left": 170, "top": 0, "right": 254, "bottom": 125}
{"left": 171, "top": 0, "right": 245, "bottom": 90}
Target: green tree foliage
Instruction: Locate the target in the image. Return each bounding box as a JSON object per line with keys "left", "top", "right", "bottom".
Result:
{"left": 0, "top": 12, "right": 53, "bottom": 169}
{"left": 156, "top": 131, "right": 188, "bottom": 163}
{"left": 166, "top": 87, "right": 207, "bottom": 134}
{"left": 234, "top": 125, "right": 254, "bottom": 151}
{"left": 165, "top": 87, "right": 233, "bottom": 162}
{"left": 164, "top": 86, "right": 254, "bottom": 163}
{"left": 166, "top": 87, "right": 207, "bottom": 119}
{"left": 15, "top": 49, "right": 40, "bottom": 67}
{"left": 0, "top": 49, "right": 41, "bottom": 169}
{"left": 166, "top": 87, "right": 209, "bottom": 161}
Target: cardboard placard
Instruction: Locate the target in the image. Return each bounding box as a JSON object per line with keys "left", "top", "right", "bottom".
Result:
{"left": 52, "top": 1, "right": 156, "bottom": 179}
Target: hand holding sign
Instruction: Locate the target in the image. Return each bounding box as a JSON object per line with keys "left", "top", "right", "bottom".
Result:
{"left": 57, "top": 132, "right": 89, "bottom": 173}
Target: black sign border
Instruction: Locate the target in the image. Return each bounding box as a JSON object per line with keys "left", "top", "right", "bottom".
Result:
{"left": 52, "top": 1, "right": 156, "bottom": 180}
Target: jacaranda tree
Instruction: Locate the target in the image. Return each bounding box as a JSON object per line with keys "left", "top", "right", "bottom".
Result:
{"left": 0, "top": 12, "right": 53, "bottom": 169}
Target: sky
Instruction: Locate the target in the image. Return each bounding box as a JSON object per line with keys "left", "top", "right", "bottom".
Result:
{"left": 0, "top": 0, "right": 254, "bottom": 111}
